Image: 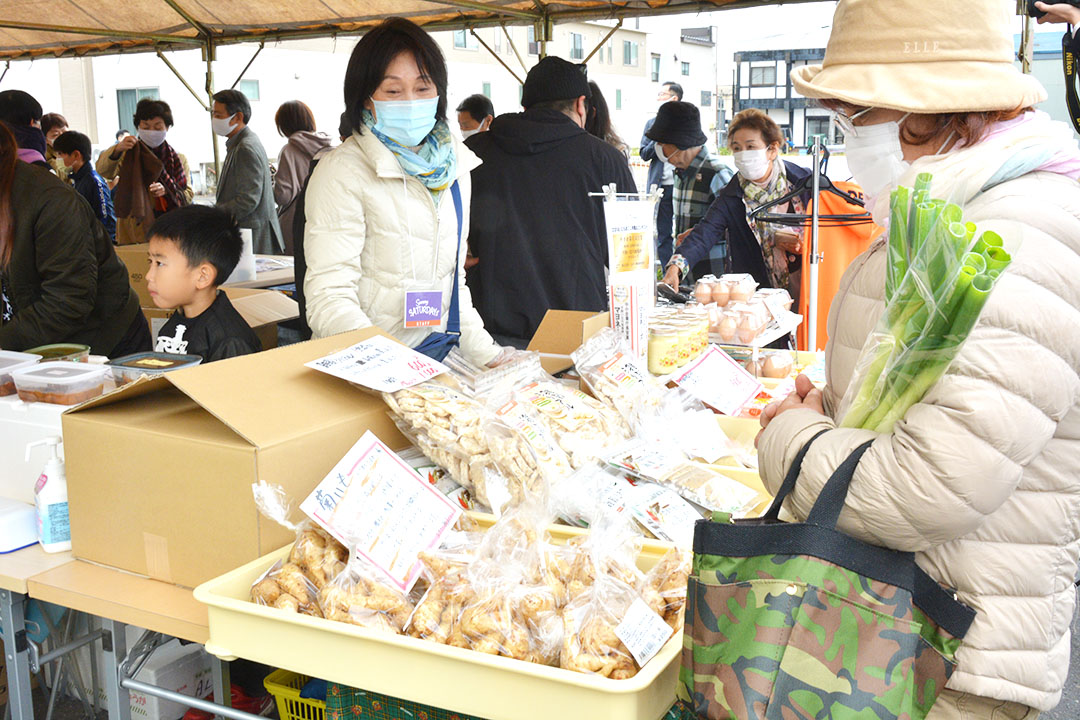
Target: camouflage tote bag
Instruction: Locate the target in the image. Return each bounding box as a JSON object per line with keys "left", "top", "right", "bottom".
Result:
{"left": 677, "top": 432, "right": 976, "bottom": 720}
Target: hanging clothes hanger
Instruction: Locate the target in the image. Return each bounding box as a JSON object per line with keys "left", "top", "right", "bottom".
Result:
{"left": 749, "top": 146, "right": 873, "bottom": 226}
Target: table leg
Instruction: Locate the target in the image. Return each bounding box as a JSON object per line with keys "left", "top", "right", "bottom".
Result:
{"left": 211, "top": 656, "right": 232, "bottom": 720}
{"left": 0, "top": 589, "right": 35, "bottom": 720}
{"left": 101, "top": 618, "right": 131, "bottom": 720}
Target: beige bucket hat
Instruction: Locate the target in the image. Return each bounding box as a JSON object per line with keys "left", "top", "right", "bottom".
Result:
{"left": 791, "top": 0, "right": 1047, "bottom": 113}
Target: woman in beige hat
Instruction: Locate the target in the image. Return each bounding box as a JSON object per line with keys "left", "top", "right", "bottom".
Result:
{"left": 756, "top": 1, "right": 1080, "bottom": 718}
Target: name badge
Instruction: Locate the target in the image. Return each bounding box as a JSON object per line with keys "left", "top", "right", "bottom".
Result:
{"left": 404, "top": 291, "right": 443, "bottom": 328}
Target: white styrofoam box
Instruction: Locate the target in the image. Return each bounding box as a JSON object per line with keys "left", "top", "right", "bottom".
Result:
{"left": 0, "top": 395, "right": 65, "bottom": 503}
{"left": 57, "top": 619, "right": 213, "bottom": 720}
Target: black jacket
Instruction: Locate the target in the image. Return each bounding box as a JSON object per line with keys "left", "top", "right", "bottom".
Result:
{"left": 465, "top": 109, "right": 637, "bottom": 342}
{"left": 639, "top": 116, "right": 666, "bottom": 191}
{"left": 677, "top": 161, "right": 812, "bottom": 289}
{"left": 154, "top": 291, "right": 261, "bottom": 363}
{"left": 0, "top": 162, "right": 139, "bottom": 354}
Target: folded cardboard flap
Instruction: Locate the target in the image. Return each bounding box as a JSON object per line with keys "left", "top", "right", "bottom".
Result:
{"left": 527, "top": 310, "right": 610, "bottom": 374}
{"left": 63, "top": 327, "right": 411, "bottom": 588}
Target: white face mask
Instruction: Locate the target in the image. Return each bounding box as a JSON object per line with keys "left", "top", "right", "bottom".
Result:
{"left": 843, "top": 116, "right": 911, "bottom": 223}
{"left": 212, "top": 113, "right": 239, "bottom": 137}
{"left": 460, "top": 118, "right": 489, "bottom": 140}
{"left": 138, "top": 128, "right": 167, "bottom": 148}
{"left": 656, "top": 144, "right": 671, "bottom": 165}
{"left": 733, "top": 148, "right": 771, "bottom": 181}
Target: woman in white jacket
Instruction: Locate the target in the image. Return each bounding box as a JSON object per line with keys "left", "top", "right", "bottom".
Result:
{"left": 304, "top": 17, "right": 504, "bottom": 366}
{"left": 758, "top": 1, "right": 1080, "bottom": 718}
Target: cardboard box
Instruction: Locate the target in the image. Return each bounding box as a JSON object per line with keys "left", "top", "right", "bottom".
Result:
{"left": 139, "top": 288, "right": 298, "bottom": 352}
{"left": 526, "top": 310, "right": 610, "bottom": 375}
{"left": 58, "top": 623, "right": 213, "bottom": 720}
{"left": 62, "top": 328, "right": 408, "bottom": 588}
{"left": 115, "top": 243, "right": 153, "bottom": 306}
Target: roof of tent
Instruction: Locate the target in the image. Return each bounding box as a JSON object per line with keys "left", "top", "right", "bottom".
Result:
{"left": 0, "top": 0, "right": 814, "bottom": 60}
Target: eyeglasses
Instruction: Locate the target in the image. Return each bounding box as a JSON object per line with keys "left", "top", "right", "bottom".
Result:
{"left": 832, "top": 107, "right": 873, "bottom": 137}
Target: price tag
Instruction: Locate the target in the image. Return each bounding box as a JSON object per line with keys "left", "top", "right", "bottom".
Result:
{"left": 615, "top": 598, "right": 675, "bottom": 667}
{"left": 300, "top": 431, "right": 461, "bottom": 593}
{"left": 674, "top": 346, "right": 763, "bottom": 416}
{"left": 628, "top": 482, "right": 701, "bottom": 548}
{"left": 305, "top": 335, "right": 447, "bottom": 392}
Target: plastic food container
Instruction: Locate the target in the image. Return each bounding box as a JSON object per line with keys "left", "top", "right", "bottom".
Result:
{"left": 11, "top": 361, "right": 107, "bottom": 405}
{"left": 0, "top": 350, "right": 40, "bottom": 396}
{"left": 25, "top": 343, "right": 91, "bottom": 363}
{"left": 194, "top": 517, "right": 684, "bottom": 720}
{"left": 108, "top": 352, "right": 202, "bottom": 385}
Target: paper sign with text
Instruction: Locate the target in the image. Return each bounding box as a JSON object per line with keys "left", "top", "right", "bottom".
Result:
{"left": 674, "top": 346, "right": 763, "bottom": 416}
{"left": 300, "top": 431, "right": 461, "bottom": 592}
{"left": 604, "top": 197, "right": 657, "bottom": 358}
{"left": 305, "top": 335, "right": 447, "bottom": 392}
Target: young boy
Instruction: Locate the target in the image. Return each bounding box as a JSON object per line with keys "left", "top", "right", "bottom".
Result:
{"left": 52, "top": 130, "right": 117, "bottom": 242}
{"left": 146, "top": 205, "right": 261, "bottom": 362}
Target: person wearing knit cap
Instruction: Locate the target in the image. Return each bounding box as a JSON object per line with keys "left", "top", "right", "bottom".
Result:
{"left": 465, "top": 56, "right": 636, "bottom": 348}
{"left": 644, "top": 101, "right": 733, "bottom": 280}
{"left": 0, "top": 89, "right": 48, "bottom": 167}
{"left": 751, "top": 2, "right": 1080, "bottom": 719}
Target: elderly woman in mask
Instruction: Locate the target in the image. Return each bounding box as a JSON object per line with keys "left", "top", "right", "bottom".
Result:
{"left": 756, "top": 1, "right": 1080, "bottom": 718}
{"left": 662, "top": 108, "right": 807, "bottom": 303}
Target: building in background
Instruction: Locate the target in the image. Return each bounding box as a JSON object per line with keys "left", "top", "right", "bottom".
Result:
{"left": 731, "top": 47, "right": 832, "bottom": 149}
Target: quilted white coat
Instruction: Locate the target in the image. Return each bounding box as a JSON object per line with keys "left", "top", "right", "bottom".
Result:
{"left": 760, "top": 152, "right": 1080, "bottom": 709}
{"left": 303, "top": 129, "right": 500, "bottom": 365}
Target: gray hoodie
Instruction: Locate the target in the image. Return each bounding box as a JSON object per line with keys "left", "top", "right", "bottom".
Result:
{"left": 275, "top": 130, "right": 334, "bottom": 254}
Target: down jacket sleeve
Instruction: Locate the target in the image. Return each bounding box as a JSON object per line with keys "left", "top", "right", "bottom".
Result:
{"left": 759, "top": 180, "right": 1080, "bottom": 552}
{"left": 302, "top": 153, "right": 375, "bottom": 337}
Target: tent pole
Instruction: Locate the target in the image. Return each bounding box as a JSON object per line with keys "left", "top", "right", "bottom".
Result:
{"left": 205, "top": 39, "right": 219, "bottom": 181}
{"left": 0, "top": 61, "right": 9, "bottom": 85}
{"left": 0, "top": 20, "right": 201, "bottom": 45}
{"left": 582, "top": 19, "right": 621, "bottom": 63}
{"left": 155, "top": 49, "right": 209, "bottom": 111}
{"left": 470, "top": 29, "right": 522, "bottom": 84}
{"left": 230, "top": 41, "right": 265, "bottom": 89}
{"left": 159, "top": 0, "right": 214, "bottom": 37}
{"left": 502, "top": 24, "right": 528, "bottom": 74}
{"left": 808, "top": 134, "right": 822, "bottom": 351}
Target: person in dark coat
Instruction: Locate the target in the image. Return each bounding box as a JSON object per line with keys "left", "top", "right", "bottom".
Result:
{"left": 0, "top": 123, "right": 148, "bottom": 356}
{"left": 465, "top": 57, "right": 637, "bottom": 348}
{"left": 639, "top": 81, "right": 682, "bottom": 265}
{"left": 663, "top": 108, "right": 809, "bottom": 305}
{"left": 212, "top": 89, "right": 283, "bottom": 255}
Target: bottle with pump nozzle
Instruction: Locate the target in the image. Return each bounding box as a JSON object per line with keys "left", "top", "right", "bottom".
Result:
{"left": 26, "top": 436, "right": 70, "bottom": 553}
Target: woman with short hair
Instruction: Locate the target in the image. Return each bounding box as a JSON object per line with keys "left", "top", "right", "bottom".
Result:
{"left": 273, "top": 100, "right": 332, "bottom": 255}
{"left": 303, "top": 17, "right": 508, "bottom": 366}
{"left": 97, "top": 98, "right": 193, "bottom": 245}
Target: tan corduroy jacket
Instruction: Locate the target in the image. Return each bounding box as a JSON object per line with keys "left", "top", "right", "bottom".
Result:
{"left": 760, "top": 166, "right": 1080, "bottom": 711}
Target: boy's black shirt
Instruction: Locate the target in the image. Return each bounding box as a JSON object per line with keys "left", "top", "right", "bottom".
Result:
{"left": 154, "top": 291, "right": 261, "bottom": 362}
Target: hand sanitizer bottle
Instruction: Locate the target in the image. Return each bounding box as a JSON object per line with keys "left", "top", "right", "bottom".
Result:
{"left": 26, "top": 437, "right": 70, "bottom": 553}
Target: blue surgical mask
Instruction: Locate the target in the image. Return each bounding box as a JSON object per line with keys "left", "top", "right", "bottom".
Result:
{"left": 371, "top": 98, "right": 439, "bottom": 147}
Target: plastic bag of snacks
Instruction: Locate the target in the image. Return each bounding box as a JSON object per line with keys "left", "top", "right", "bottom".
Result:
{"left": 508, "top": 376, "right": 631, "bottom": 469}
{"left": 249, "top": 482, "right": 348, "bottom": 617}
{"left": 484, "top": 399, "right": 573, "bottom": 512}
{"left": 318, "top": 556, "right": 416, "bottom": 634}
{"left": 638, "top": 548, "right": 692, "bottom": 632}
{"left": 382, "top": 380, "right": 504, "bottom": 507}
{"left": 560, "top": 575, "right": 641, "bottom": 678}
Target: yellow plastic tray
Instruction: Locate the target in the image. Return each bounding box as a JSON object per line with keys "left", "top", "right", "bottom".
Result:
{"left": 194, "top": 518, "right": 683, "bottom": 720}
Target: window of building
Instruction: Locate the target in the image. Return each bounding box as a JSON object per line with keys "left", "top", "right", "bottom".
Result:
{"left": 527, "top": 26, "right": 539, "bottom": 55}
{"left": 701, "top": 91, "right": 712, "bottom": 107}
{"left": 494, "top": 30, "right": 501, "bottom": 53}
{"left": 650, "top": 54, "right": 660, "bottom": 82}
{"left": 806, "top": 116, "right": 831, "bottom": 143}
{"left": 482, "top": 82, "right": 492, "bottom": 98}
{"left": 623, "top": 40, "right": 638, "bottom": 66}
{"left": 116, "top": 87, "right": 159, "bottom": 134}
{"left": 569, "top": 32, "right": 583, "bottom": 60}
{"left": 607, "top": 44, "right": 613, "bottom": 64}
{"left": 238, "top": 80, "right": 260, "bottom": 101}
{"left": 750, "top": 66, "right": 777, "bottom": 87}
{"left": 681, "top": 61, "right": 690, "bottom": 76}
{"left": 453, "top": 30, "right": 477, "bottom": 50}
{"left": 616, "top": 89, "right": 622, "bottom": 110}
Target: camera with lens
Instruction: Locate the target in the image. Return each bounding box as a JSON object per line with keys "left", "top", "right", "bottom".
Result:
{"left": 1027, "top": 0, "right": 1080, "bottom": 19}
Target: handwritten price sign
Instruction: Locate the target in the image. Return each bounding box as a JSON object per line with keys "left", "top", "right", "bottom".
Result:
{"left": 674, "top": 346, "right": 763, "bottom": 416}
{"left": 305, "top": 335, "right": 447, "bottom": 392}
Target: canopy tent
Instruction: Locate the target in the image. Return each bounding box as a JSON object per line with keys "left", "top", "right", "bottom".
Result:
{"left": 0, "top": 0, "right": 816, "bottom": 60}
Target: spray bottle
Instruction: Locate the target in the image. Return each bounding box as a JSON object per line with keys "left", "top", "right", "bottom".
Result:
{"left": 25, "top": 437, "right": 70, "bottom": 553}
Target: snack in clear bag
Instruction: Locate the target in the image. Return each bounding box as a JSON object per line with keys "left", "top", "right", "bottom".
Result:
{"left": 550, "top": 462, "right": 635, "bottom": 528}
{"left": 382, "top": 380, "right": 504, "bottom": 507}
{"left": 638, "top": 548, "right": 692, "bottom": 631}
{"left": 249, "top": 482, "right": 346, "bottom": 617}
{"left": 510, "top": 378, "right": 631, "bottom": 468}
{"left": 658, "top": 463, "right": 760, "bottom": 518}
{"left": 486, "top": 399, "right": 572, "bottom": 510}
{"left": 318, "top": 556, "right": 415, "bottom": 634}
{"left": 560, "top": 575, "right": 640, "bottom": 679}
{"left": 571, "top": 328, "right": 669, "bottom": 428}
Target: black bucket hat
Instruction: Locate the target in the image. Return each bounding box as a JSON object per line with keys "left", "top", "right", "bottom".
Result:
{"left": 645, "top": 101, "right": 707, "bottom": 150}
{"left": 521, "top": 57, "right": 592, "bottom": 109}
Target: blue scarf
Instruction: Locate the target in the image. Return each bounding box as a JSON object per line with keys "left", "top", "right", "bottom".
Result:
{"left": 362, "top": 109, "right": 456, "bottom": 192}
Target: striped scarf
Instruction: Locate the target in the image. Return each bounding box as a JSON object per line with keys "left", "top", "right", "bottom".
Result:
{"left": 739, "top": 157, "right": 803, "bottom": 289}
{"left": 149, "top": 139, "right": 188, "bottom": 212}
